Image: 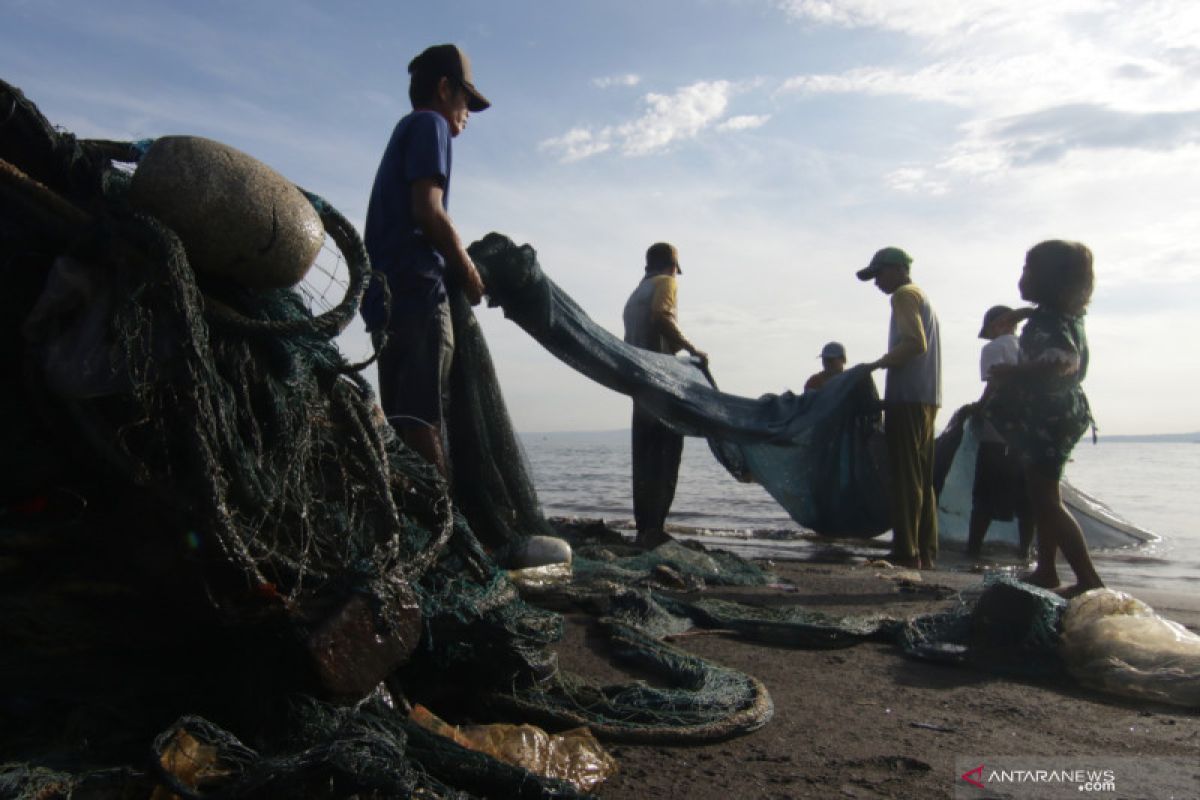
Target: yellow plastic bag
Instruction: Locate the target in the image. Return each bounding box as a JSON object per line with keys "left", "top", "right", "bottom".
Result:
{"left": 410, "top": 705, "right": 617, "bottom": 793}
{"left": 150, "top": 728, "right": 230, "bottom": 800}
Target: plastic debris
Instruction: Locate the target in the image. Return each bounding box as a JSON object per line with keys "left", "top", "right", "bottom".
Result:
{"left": 150, "top": 728, "right": 229, "bottom": 799}
{"left": 410, "top": 705, "right": 618, "bottom": 793}
{"left": 1060, "top": 588, "right": 1200, "bottom": 708}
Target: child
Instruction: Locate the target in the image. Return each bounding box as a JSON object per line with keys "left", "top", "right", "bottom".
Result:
{"left": 804, "top": 341, "right": 847, "bottom": 391}
{"left": 968, "top": 305, "right": 1035, "bottom": 561}
{"left": 985, "top": 240, "right": 1102, "bottom": 597}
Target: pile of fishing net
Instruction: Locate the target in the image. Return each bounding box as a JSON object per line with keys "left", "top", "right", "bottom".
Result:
{"left": 0, "top": 78, "right": 775, "bottom": 798}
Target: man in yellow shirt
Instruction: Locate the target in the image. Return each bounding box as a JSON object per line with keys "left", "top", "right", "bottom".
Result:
{"left": 859, "top": 247, "right": 942, "bottom": 569}
{"left": 623, "top": 243, "right": 707, "bottom": 548}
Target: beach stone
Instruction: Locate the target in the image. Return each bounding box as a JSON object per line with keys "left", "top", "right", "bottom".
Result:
{"left": 129, "top": 135, "right": 323, "bottom": 288}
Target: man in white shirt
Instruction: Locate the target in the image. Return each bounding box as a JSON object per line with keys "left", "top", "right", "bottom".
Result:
{"left": 968, "top": 305, "right": 1034, "bottom": 560}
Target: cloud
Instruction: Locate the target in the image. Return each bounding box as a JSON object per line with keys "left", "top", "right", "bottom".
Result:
{"left": 775, "top": 1, "right": 1200, "bottom": 188}
{"left": 1114, "top": 62, "right": 1156, "bottom": 80}
{"left": 717, "top": 114, "right": 771, "bottom": 131}
{"left": 989, "top": 103, "right": 1200, "bottom": 165}
{"left": 619, "top": 81, "right": 734, "bottom": 154}
{"left": 775, "top": 2, "right": 1200, "bottom": 113}
{"left": 593, "top": 73, "right": 641, "bottom": 88}
{"left": 773, "top": 0, "right": 1108, "bottom": 40}
{"left": 538, "top": 127, "right": 613, "bottom": 162}
{"left": 779, "top": 62, "right": 998, "bottom": 106}
{"left": 885, "top": 167, "right": 949, "bottom": 195}
{"left": 541, "top": 81, "right": 745, "bottom": 161}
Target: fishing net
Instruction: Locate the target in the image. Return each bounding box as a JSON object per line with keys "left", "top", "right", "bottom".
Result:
{"left": 494, "top": 591, "right": 775, "bottom": 744}
{"left": 602, "top": 577, "right": 1064, "bottom": 681}
{"left": 467, "top": 232, "right": 891, "bottom": 538}
{"left": 446, "top": 287, "right": 557, "bottom": 551}
{"left": 657, "top": 596, "right": 900, "bottom": 648}
{"left": 571, "top": 539, "right": 774, "bottom": 591}
{"left": 0, "top": 78, "right": 778, "bottom": 797}
{"left": 899, "top": 575, "right": 1066, "bottom": 677}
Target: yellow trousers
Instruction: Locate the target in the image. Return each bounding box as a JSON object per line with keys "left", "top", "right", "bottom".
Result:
{"left": 884, "top": 403, "right": 939, "bottom": 561}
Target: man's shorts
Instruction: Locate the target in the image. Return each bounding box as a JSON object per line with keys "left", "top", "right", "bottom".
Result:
{"left": 374, "top": 300, "right": 454, "bottom": 429}
{"left": 972, "top": 440, "right": 1029, "bottom": 522}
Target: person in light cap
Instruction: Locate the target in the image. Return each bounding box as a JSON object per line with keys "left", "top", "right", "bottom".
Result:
{"left": 623, "top": 242, "right": 707, "bottom": 548}
{"left": 804, "top": 341, "right": 847, "bottom": 392}
{"left": 361, "top": 44, "right": 491, "bottom": 476}
{"left": 858, "top": 247, "right": 942, "bottom": 570}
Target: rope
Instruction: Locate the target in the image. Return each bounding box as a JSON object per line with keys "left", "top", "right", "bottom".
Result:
{"left": 199, "top": 189, "right": 369, "bottom": 341}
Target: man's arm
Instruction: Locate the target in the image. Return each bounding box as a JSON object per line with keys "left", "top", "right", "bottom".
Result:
{"left": 869, "top": 288, "right": 925, "bottom": 370}
{"left": 651, "top": 277, "right": 707, "bottom": 362}
{"left": 411, "top": 178, "right": 484, "bottom": 305}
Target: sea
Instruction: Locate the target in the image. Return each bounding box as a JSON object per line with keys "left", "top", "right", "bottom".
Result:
{"left": 520, "top": 430, "right": 1200, "bottom": 595}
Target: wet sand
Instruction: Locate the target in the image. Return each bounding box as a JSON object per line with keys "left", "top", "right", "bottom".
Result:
{"left": 549, "top": 560, "right": 1200, "bottom": 799}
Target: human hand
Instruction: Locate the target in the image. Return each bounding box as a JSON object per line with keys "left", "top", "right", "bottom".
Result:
{"left": 461, "top": 259, "right": 485, "bottom": 306}
{"left": 691, "top": 349, "right": 709, "bottom": 367}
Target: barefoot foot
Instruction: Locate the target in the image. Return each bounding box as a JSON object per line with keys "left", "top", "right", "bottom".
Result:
{"left": 1019, "top": 571, "right": 1061, "bottom": 590}
{"left": 636, "top": 528, "right": 673, "bottom": 549}
{"left": 887, "top": 552, "right": 921, "bottom": 569}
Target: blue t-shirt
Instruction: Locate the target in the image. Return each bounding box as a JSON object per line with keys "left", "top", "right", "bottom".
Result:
{"left": 361, "top": 110, "right": 452, "bottom": 331}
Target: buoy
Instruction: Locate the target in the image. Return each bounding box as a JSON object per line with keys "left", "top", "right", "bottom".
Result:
{"left": 129, "top": 135, "right": 323, "bottom": 289}
{"left": 502, "top": 536, "right": 573, "bottom": 569}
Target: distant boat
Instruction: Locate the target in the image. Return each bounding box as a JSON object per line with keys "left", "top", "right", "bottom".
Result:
{"left": 935, "top": 407, "right": 1157, "bottom": 551}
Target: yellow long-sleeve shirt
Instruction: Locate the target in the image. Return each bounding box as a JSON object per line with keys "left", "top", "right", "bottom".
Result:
{"left": 622, "top": 274, "right": 697, "bottom": 355}
{"left": 878, "top": 283, "right": 941, "bottom": 406}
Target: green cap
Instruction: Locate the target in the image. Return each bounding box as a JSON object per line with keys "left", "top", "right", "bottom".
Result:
{"left": 857, "top": 246, "right": 912, "bottom": 280}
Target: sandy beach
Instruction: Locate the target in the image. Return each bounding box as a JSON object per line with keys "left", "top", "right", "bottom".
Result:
{"left": 545, "top": 558, "right": 1200, "bottom": 799}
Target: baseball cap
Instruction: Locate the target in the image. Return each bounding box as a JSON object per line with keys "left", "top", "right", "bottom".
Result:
{"left": 409, "top": 44, "right": 491, "bottom": 112}
{"left": 645, "top": 242, "right": 681, "bottom": 274}
{"left": 819, "top": 341, "right": 846, "bottom": 359}
{"left": 856, "top": 246, "right": 912, "bottom": 281}
{"left": 978, "top": 304, "right": 1014, "bottom": 338}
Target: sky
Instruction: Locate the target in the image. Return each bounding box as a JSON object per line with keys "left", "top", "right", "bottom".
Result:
{"left": 3, "top": 0, "right": 1199, "bottom": 434}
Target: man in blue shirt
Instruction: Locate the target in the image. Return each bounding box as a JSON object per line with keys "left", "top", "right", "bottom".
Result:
{"left": 362, "top": 44, "right": 489, "bottom": 476}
